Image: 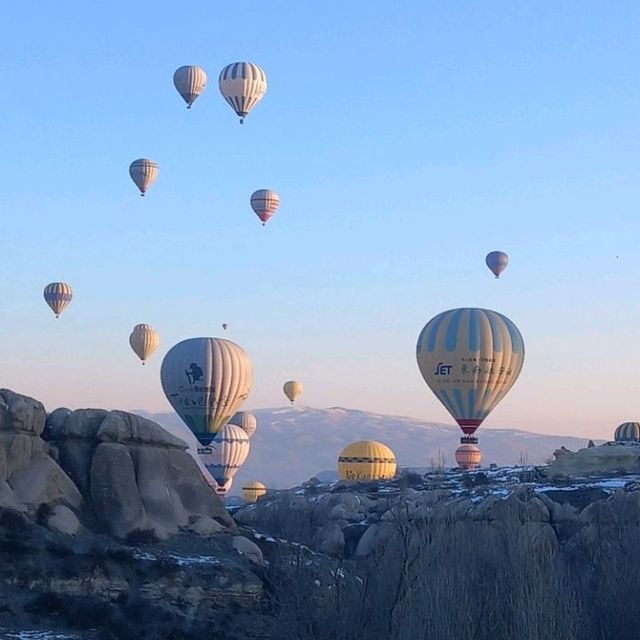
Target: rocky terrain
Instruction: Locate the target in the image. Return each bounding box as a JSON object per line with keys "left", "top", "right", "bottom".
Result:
{"left": 3, "top": 387, "right": 640, "bottom": 639}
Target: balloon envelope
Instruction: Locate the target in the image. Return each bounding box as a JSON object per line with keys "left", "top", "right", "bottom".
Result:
{"left": 614, "top": 422, "right": 640, "bottom": 442}
{"left": 416, "top": 308, "right": 525, "bottom": 435}
{"left": 160, "top": 337, "right": 253, "bottom": 445}
{"left": 338, "top": 441, "right": 397, "bottom": 481}
{"left": 199, "top": 424, "right": 250, "bottom": 489}
{"left": 242, "top": 481, "right": 267, "bottom": 503}
{"left": 485, "top": 251, "right": 509, "bottom": 278}
{"left": 283, "top": 380, "right": 303, "bottom": 404}
{"left": 173, "top": 65, "right": 207, "bottom": 108}
{"left": 129, "top": 324, "right": 160, "bottom": 364}
{"left": 44, "top": 282, "right": 73, "bottom": 318}
{"left": 250, "top": 189, "right": 280, "bottom": 224}
{"left": 229, "top": 411, "right": 257, "bottom": 439}
{"left": 218, "top": 62, "right": 267, "bottom": 122}
{"left": 129, "top": 159, "right": 158, "bottom": 196}
{"left": 455, "top": 444, "right": 482, "bottom": 470}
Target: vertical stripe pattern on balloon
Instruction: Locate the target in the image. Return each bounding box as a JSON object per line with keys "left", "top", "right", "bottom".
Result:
{"left": 44, "top": 282, "right": 73, "bottom": 317}
{"left": 416, "top": 308, "right": 525, "bottom": 434}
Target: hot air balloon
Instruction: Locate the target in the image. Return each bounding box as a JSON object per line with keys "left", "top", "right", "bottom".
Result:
{"left": 198, "top": 424, "right": 250, "bottom": 492}
{"left": 250, "top": 189, "right": 280, "bottom": 225}
{"left": 218, "top": 62, "right": 267, "bottom": 123}
{"left": 173, "top": 65, "right": 207, "bottom": 109}
{"left": 43, "top": 282, "right": 73, "bottom": 318}
{"left": 222, "top": 323, "right": 228, "bottom": 331}
{"left": 229, "top": 411, "right": 257, "bottom": 439}
{"left": 338, "top": 441, "right": 397, "bottom": 481}
{"left": 161, "top": 337, "right": 253, "bottom": 445}
{"left": 485, "top": 251, "right": 509, "bottom": 278}
{"left": 283, "top": 380, "right": 303, "bottom": 405}
{"left": 242, "top": 481, "right": 267, "bottom": 503}
{"left": 129, "top": 324, "right": 160, "bottom": 365}
{"left": 614, "top": 422, "right": 640, "bottom": 443}
{"left": 129, "top": 159, "right": 158, "bottom": 196}
{"left": 416, "top": 308, "right": 525, "bottom": 436}
{"left": 455, "top": 443, "right": 482, "bottom": 470}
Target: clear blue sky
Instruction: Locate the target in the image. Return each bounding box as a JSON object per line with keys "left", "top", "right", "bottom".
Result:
{"left": 1, "top": 1, "right": 639, "bottom": 439}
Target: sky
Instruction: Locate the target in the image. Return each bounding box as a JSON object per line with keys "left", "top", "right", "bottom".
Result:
{"left": 1, "top": 1, "right": 639, "bottom": 440}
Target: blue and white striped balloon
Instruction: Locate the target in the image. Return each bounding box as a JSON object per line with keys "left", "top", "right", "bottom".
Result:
{"left": 218, "top": 62, "right": 267, "bottom": 123}
{"left": 614, "top": 422, "right": 640, "bottom": 442}
{"left": 43, "top": 282, "right": 73, "bottom": 318}
{"left": 416, "top": 308, "right": 525, "bottom": 435}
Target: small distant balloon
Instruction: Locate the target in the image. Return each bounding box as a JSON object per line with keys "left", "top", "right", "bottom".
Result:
{"left": 250, "top": 189, "right": 280, "bottom": 225}
{"left": 283, "top": 380, "right": 303, "bottom": 405}
{"left": 455, "top": 443, "right": 482, "bottom": 470}
{"left": 222, "top": 323, "right": 228, "bottom": 331}
{"left": 229, "top": 411, "right": 257, "bottom": 439}
{"left": 129, "top": 159, "right": 158, "bottom": 196}
{"left": 173, "top": 65, "right": 207, "bottom": 109}
{"left": 485, "top": 251, "right": 509, "bottom": 278}
{"left": 219, "top": 62, "right": 267, "bottom": 123}
{"left": 44, "top": 282, "right": 73, "bottom": 318}
{"left": 129, "top": 324, "right": 160, "bottom": 365}
{"left": 242, "top": 481, "right": 267, "bottom": 503}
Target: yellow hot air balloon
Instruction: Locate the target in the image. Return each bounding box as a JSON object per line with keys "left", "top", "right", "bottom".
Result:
{"left": 43, "top": 282, "right": 73, "bottom": 318}
{"left": 283, "top": 380, "right": 303, "bottom": 405}
{"left": 129, "top": 324, "right": 160, "bottom": 365}
{"left": 416, "top": 308, "right": 525, "bottom": 436}
{"left": 338, "top": 441, "right": 397, "bottom": 481}
{"left": 129, "top": 159, "right": 158, "bottom": 196}
{"left": 242, "top": 481, "right": 267, "bottom": 503}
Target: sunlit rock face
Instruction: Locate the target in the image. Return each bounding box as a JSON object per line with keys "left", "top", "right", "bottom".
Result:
{"left": 550, "top": 442, "right": 640, "bottom": 477}
{"left": 45, "top": 407, "right": 234, "bottom": 538}
{"left": 0, "top": 389, "right": 82, "bottom": 513}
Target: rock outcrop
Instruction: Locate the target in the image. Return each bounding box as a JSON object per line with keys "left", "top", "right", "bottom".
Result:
{"left": 549, "top": 441, "right": 640, "bottom": 476}
{"left": 45, "top": 407, "right": 234, "bottom": 538}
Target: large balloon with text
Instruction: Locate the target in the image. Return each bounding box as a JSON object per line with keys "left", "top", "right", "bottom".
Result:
{"left": 416, "top": 308, "right": 524, "bottom": 436}
{"left": 160, "top": 337, "right": 253, "bottom": 446}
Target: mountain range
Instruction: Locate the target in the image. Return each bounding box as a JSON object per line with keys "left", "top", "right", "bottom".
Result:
{"left": 137, "top": 406, "right": 599, "bottom": 492}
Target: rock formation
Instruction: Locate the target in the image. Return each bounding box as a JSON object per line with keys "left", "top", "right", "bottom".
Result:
{"left": 549, "top": 441, "right": 640, "bottom": 477}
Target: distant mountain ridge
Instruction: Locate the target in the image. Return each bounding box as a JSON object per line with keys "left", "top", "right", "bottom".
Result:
{"left": 136, "top": 406, "right": 597, "bottom": 492}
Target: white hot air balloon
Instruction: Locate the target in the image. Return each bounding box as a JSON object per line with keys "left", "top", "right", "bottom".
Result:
{"left": 199, "top": 424, "right": 250, "bottom": 492}
{"left": 283, "top": 380, "right": 303, "bottom": 405}
{"left": 218, "top": 62, "right": 267, "bottom": 123}
{"left": 160, "top": 337, "right": 253, "bottom": 446}
{"left": 250, "top": 189, "right": 280, "bottom": 225}
{"left": 129, "top": 159, "right": 158, "bottom": 196}
{"left": 129, "top": 324, "right": 160, "bottom": 365}
{"left": 173, "top": 65, "right": 207, "bottom": 109}
{"left": 229, "top": 411, "right": 257, "bottom": 439}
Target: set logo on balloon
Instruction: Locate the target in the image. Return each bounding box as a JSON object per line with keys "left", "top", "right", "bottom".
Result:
{"left": 434, "top": 362, "right": 453, "bottom": 376}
